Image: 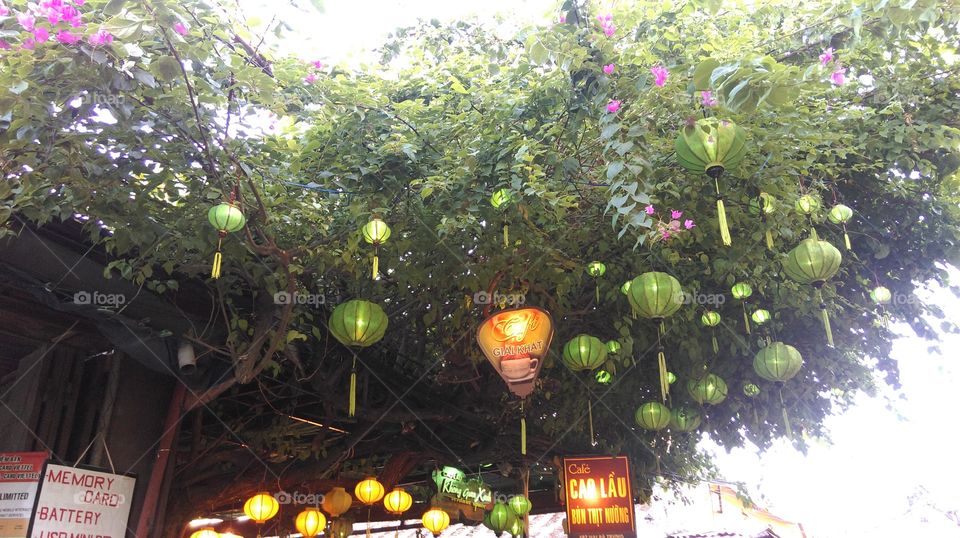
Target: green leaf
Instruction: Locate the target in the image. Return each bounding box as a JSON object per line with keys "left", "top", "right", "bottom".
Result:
{"left": 693, "top": 59, "right": 720, "bottom": 91}
{"left": 9, "top": 81, "right": 28, "bottom": 95}
{"left": 153, "top": 56, "right": 182, "bottom": 82}
{"left": 103, "top": 0, "right": 128, "bottom": 16}
{"left": 607, "top": 161, "right": 625, "bottom": 180}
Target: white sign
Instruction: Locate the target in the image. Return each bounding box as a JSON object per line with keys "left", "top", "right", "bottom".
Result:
{"left": 0, "top": 452, "right": 47, "bottom": 538}
{"left": 28, "top": 465, "right": 136, "bottom": 538}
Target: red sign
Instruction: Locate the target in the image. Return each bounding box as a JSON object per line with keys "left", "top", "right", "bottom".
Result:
{"left": 476, "top": 307, "right": 554, "bottom": 397}
{"left": 563, "top": 456, "right": 636, "bottom": 538}
{"left": 0, "top": 452, "right": 47, "bottom": 538}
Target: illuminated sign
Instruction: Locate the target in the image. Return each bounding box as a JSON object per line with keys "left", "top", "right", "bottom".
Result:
{"left": 563, "top": 456, "right": 636, "bottom": 538}
{"left": 477, "top": 307, "right": 554, "bottom": 397}
{"left": 431, "top": 467, "right": 492, "bottom": 509}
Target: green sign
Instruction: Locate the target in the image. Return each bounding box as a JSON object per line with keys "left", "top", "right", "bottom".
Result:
{"left": 431, "top": 467, "right": 492, "bottom": 509}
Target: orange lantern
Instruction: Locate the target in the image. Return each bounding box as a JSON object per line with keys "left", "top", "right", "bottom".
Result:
{"left": 243, "top": 492, "right": 279, "bottom": 524}
{"left": 383, "top": 487, "right": 413, "bottom": 515}
{"left": 295, "top": 508, "right": 327, "bottom": 537}
{"left": 322, "top": 486, "right": 353, "bottom": 517}
{"left": 422, "top": 507, "right": 450, "bottom": 536}
{"left": 354, "top": 477, "right": 385, "bottom": 505}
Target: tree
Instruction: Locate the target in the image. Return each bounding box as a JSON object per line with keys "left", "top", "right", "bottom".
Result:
{"left": 1, "top": 0, "right": 958, "bottom": 527}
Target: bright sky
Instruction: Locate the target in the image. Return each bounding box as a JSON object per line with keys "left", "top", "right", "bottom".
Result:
{"left": 240, "top": 1, "right": 960, "bottom": 536}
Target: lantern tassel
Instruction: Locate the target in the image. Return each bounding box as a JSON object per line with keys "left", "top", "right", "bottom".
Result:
{"left": 520, "top": 415, "right": 526, "bottom": 455}
{"left": 742, "top": 303, "right": 751, "bottom": 335}
{"left": 817, "top": 288, "right": 834, "bottom": 347}
{"left": 843, "top": 226, "right": 851, "bottom": 250}
{"left": 766, "top": 229, "right": 774, "bottom": 250}
{"left": 595, "top": 283, "right": 600, "bottom": 304}
{"left": 658, "top": 351, "right": 669, "bottom": 403}
{"left": 211, "top": 236, "right": 224, "bottom": 279}
{"left": 588, "top": 399, "right": 596, "bottom": 446}
{"left": 779, "top": 386, "right": 793, "bottom": 439}
{"left": 349, "top": 357, "right": 357, "bottom": 417}
{"left": 503, "top": 223, "right": 509, "bottom": 248}
{"left": 711, "top": 332, "right": 719, "bottom": 355}
{"left": 716, "top": 198, "right": 732, "bottom": 246}
{"left": 372, "top": 250, "right": 379, "bottom": 281}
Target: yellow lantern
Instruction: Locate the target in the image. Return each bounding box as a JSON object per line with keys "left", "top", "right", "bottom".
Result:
{"left": 355, "top": 477, "right": 385, "bottom": 505}
{"left": 189, "top": 529, "right": 219, "bottom": 538}
{"left": 422, "top": 507, "right": 450, "bottom": 536}
{"left": 295, "top": 508, "right": 327, "bottom": 538}
{"left": 243, "top": 492, "right": 279, "bottom": 524}
{"left": 322, "top": 487, "right": 353, "bottom": 517}
{"left": 383, "top": 487, "right": 413, "bottom": 515}
{"left": 362, "top": 218, "right": 391, "bottom": 280}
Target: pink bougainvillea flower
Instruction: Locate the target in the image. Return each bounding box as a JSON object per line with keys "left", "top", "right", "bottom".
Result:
{"left": 606, "top": 100, "right": 621, "bottom": 113}
{"left": 819, "top": 47, "right": 834, "bottom": 66}
{"left": 596, "top": 14, "right": 613, "bottom": 23}
{"left": 602, "top": 23, "right": 616, "bottom": 37}
{"left": 0, "top": 3, "right": 9, "bottom": 16}
{"left": 701, "top": 90, "right": 718, "bottom": 107}
{"left": 603, "top": 63, "right": 615, "bottom": 75}
{"left": 61, "top": 6, "right": 82, "bottom": 27}
{"left": 21, "top": 38, "right": 36, "bottom": 50}
{"left": 56, "top": 29, "right": 81, "bottom": 45}
{"left": 661, "top": 230, "right": 672, "bottom": 240}
{"left": 830, "top": 66, "right": 846, "bottom": 85}
{"left": 645, "top": 205, "right": 656, "bottom": 215}
{"left": 18, "top": 13, "right": 36, "bottom": 31}
{"left": 671, "top": 210, "right": 682, "bottom": 220}
{"left": 88, "top": 30, "right": 113, "bottom": 46}
{"left": 651, "top": 65, "right": 669, "bottom": 87}
{"left": 684, "top": 219, "right": 696, "bottom": 229}
{"left": 0, "top": 39, "right": 10, "bottom": 50}
{"left": 311, "top": 60, "right": 324, "bottom": 69}
{"left": 33, "top": 26, "right": 50, "bottom": 43}
{"left": 75, "top": 0, "right": 86, "bottom": 5}
{"left": 304, "top": 73, "right": 318, "bottom": 84}
{"left": 173, "top": 22, "right": 188, "bottom": 36}
{"left": 558, "top": 15, "right": 566, "bottom": 23}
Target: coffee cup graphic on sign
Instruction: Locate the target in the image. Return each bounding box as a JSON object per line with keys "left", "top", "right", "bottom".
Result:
{"left": 500, "top": 354, "right": 539, "bottom": 380}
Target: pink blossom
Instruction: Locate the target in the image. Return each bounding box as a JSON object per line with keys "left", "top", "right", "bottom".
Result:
{"left": 311, "top": 60, "right": 324, "bottom": 69}
{"left": 661, "top": 230, "right": 672, "bottom": 240}
{"left": 18, "top": 14, "right": 36, "bottom": 31}
{"left": 606, "top": 100, "right": 621, "bottom": 113}
{"left": 88, "top": 30, "right": 113, "bottom": 46}
{"left": 701, "top": 90, "right": 717, "bottom": 107}
{"left": 651, "top": 65, "right": 669, "bottom": 87}
{"left": 21, "top": 38, "right": 36, "bottom": 50}
{"left": 0, "top": 3, "right": 8, "bottom": 16}
{"left": 645, "top": 205, "right": 656, "bottom": 215}
{"left": 61, "top": 6, "right": 81, "bottom": 27}
{"left": 596, "top": 14, "right": 613, "bottom": 23}
{"left": 173, "top": 22, "right": 188, "bottom": 36}
{"left": 0, "top": 39, "right": 10, "bottom": 50}
{"left": 33, "top": 26, "right": 50, "bottom": 43}
{"left": 830, "top": 66, "right": 846, "bottom": 85}
{"left": 603, "top": 63, "right": 615, "bottom": 75}
{"left": 56, "top": 29, "right": 81, "bottom": 45}
{"left": 671, "top": 210, "right": 682, "bottom": 220}
{"left": 819, "top": 47, "right": 834, "bottom": 66}
{"left": 75, "top": 0, "right": 85, "bottom": 5}
{"left": 684, "top": 219, "right": 696, "bottom": 229}
{"left": 602, "top": 24, "right": 616, "bottom": 37}
{"left": 46, "top": 11, "right": 61, "bottom": 25}
{"left": 304, "top": 73, "right": 318, "bottom": 84}
{"left": 558, "top": 15, "right": 566, "bottom": 23}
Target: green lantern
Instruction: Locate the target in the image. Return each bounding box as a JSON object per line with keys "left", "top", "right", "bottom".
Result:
{"left": 870, "top": 286, "right": 892, "bottom": 305}
{"left": 827, "top": 203, "right": 854, "bottom": 250}
{"left": 487, "top": 502, "right": 515, "bottom": 537}
{"left": 509, "top": 494, "right": 532, "bottom": 517}
{"left": 561, "top": 334, "right": 607, "bottom": 371}
{"left": 587, "top": 261, "right": 606, "bottom": 303}
{"left": 688, "top": 373, "right": 728, "bottom": 405}
{"left": 491, "top": 189, "right": 513, "bottom": 247}
{"left": 606, "top": 340, "right": 621, "bottom": 354}
{"left": 635, "top": 401, "right": 671, "bottom": 430}
{"left": 207, "top": 202, "right": 246, "bottom": 279}
{"left": 751, "top": 309, "right": 771, "bottom": 325}
{"left": 675, "top": 118, "right": 748, "bottom": 246}
{"left": 753, "top": 342, "right": 803, "bottom": 383}
{"left": 795, "top": 194, "right": 821, "bottom": 215}
{"left": 667, "top": 371, "right": 677, "bottom": 384}
{"left": 508, "top": 513, "right": 524, "bottom": 538}
{"left": 743, "top": 383, "right": 761, "bottom": 397}
{"left": 783, "top": 235, "right": 843, "bottom": 346}
{"left": 362, "top": 218, "right": 391, "bottom": 280}
{"left": 595, "top": 369, "right": 613, "bottom": 385}
{"left": 329, "top": 517, "right": 354, "bottom": 538}
{"left": 329, "top": 299, "right": 389, "bottom": 417}
{"left": 731, "top": 282, "right": 753, "bottom": 334}
{"left": 749, "top": 192, "right": 778, "bottom": 250}
{"left": 700, "top": 310, "right": 721, "bottom": 354}
{"left": 627, "top": 272, "right": 683, "bottom": 402}
{"left": 669, "top": 406, "right": 702, "bottom": 432}
{"left": 620, "top": 280, "right": 631, "bottom": 294}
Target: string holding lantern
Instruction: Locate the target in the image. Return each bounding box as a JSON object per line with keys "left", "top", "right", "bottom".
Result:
{"left": 749, "top": 192, "right": 778, "bottom": 250}
{"left": 491, "top": 188, "right": 513, "bottom": 248}
{"left": 731, "top": 282, "right": 753, "bottom": 335}
{"left": 627, "top": 272, "right": 684, "bottom": 402}
{"left": 828, "top": 203, "right": 854, "bottom": 250}
{"left": 754, "top": 341, "right": 804, "bottom": 437}
{"left": 295, "top": 508, "right": 327, "bottom": 538}
{"left": 783, "top": 229, "right": 842, "bottom": 346}
{"left": 675, "top": 117, "right": 748, "bottom": 246}
{"left": 362, "top": 218, "right": 391, "bottom": 281}
{"left": 562, "top": 334, "right": 608, "bottom": 446}
{"left": 700, "top": 310, "right": 721, "bottom": 355}
{"left": 207, "top": 197, "right": 246, "bottom": 279}
{"left": 329, "top": 299, "right": 389, "bottom": 417}
{"left": 586, "top": 261, "right": 606, "bottom": 303}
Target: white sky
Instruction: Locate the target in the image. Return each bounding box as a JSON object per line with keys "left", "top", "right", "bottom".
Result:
{"left": 241, "top": 1, "right": 960, "bottom": 536}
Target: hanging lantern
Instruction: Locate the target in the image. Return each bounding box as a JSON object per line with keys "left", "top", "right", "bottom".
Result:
{"left": 675, "top": 117, "right": 748, "bottom": 246}
{"left": 595, "top": 369, "right": 613, "bottom": 385}
{"left": 669, "top": 406, "right": 701, "bottom": 432}
{"left": 687, "top": 373, "right": 728, "bottom": 405}
{"left": 561, "top": 334, "right": 607, "bottom": 371}
{"left": 190, "top": 529, "right": 220, "bottom": 538}
{"left": 783, "top": 235, "right": 842, "bottom": 346}
{"left": 749, "top": 192, "right": 778, "bottom": 250}
{"left": 751, "top": 309, "right": 771, "bottom": 325}
{"left": 207, "top": 201, "right": 246, "bottom": 279}
{"left": 870, "top": 286, "right": 892, "bottom": 304}
{"left": 700, "top": 310, "right": 721, "bottom": 354}
{"left": 491, "top": 189, "right": 513, "bottom": 248}
{"left": 487, "top": 502, "right": 515, "bottom": 536}
{"left": 355, "top": 477, "right": 385, "bottom": 505}
{"left": 730, "top": 282, "right": 753, "bottom": 334}
{"left": 743, "top": 383, "right": 761, "bottom": 397}
{"left": 586, "top": 261, "right": 606, "bottom": 303}
{"left": 322, "top": 487, "right": 353, "bottom": 518}
{"left": 508, "top": 513, "right": 525, "bottom": 538}
{"left": 635, "top": 401, "right": 671, "bottom": 430}
{"left": 422, "top": 508, "right": 451, "bottom": 536}
{"left": 795, "top": 194, "right": 821, "bottom": 215}
{"left": 667, "top": 371, "right": 677, "bottom": 384}
{"left": 828, "top": 203, "right": 854, "bottom": 250}
{"left": 329, "top": 299, "right": 389, "bottom": 417}
{"left": 509, "top": 494, "right": 532, "bottom": 517}
{"left": 295, "top": 508, "right": 327, "bottom": 538}
{"left": 627, "top": 272, "right": 684, "bottom": 402}
{"left": 754, "top": 342, "right": 803, "bottom": 437}
{"left": 383, "top": 487, "right": 413, "bottom": 515}
{"left": 606, "top": 340, "right": 621, "bottom": 354}
{"left": 243, "top": 492, "right": 280, "bottom": 524}
{"left": 620, "top": 280, "right": 631, "bottom": 294}
{"left": 361, "top": 218, "right": 391, "bottom": 280}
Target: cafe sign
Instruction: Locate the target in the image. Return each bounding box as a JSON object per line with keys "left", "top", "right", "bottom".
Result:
{"left": 563, "top": 456, "right": 636, "bottom": 538}
{"left": 476, "top": 307, "right": 554, "bottom": 397}
{"left": 431, "top": 466, "right": 492, "bottom": 509}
